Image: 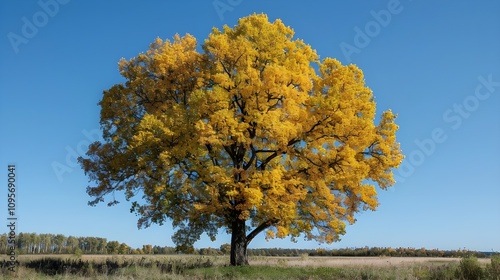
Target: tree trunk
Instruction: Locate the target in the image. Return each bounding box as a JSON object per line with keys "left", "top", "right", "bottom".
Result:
{"left": 230, "top": 219, "right": 248, "bottom": 266}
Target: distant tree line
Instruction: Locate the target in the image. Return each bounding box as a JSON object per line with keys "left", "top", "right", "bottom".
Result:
{"left": 203, "top": 246, "right": 495, "bottom": 258}
{"left": 246, "top": 247, "right": 493, "bottom": 258}
{"left": 0, "top": 233, "right": 163, "bottom": 255}
{"left": 0, "top": 232, "right": 494, "bottom": 258}
{"left": 182, "top": 244, "right": 499, "bottom": 258}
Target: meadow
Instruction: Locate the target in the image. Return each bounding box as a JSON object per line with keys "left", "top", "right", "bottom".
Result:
{"left": 1, "top": 254, "right": 499, "bottom": 279}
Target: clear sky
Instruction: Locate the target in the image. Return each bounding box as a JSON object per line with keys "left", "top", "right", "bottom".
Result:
{"left": 1, "top": 1, "right": 499, "bottom": 252}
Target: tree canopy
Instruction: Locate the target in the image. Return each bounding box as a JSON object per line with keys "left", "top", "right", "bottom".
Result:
{"left": 79, "top": 13, "right": 403, "bottom": 266}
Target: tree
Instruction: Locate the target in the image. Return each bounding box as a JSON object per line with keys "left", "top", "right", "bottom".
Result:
{"left": 118, "top": 243, "right": 130, "bottom": 254}
{"left": 142, "top": 244, "right": 153, "bottom": 254}
{"left": 41, "top": 234, "right": 51, "bottom": 253}
{"left": 97, "top": 238, "right": 107, "bottom": 254}
{"left": 200, "top": 247, "right": 220, "bottom": 255}
{"left": 67, "top": 236, "right": 79, "bottom": 253}
{"left": 53, "top": 234, "right": 66, "bottom": 253}
{"left": 32, "top": 233, "right": 41, "bottom": 254}
{"left": 87, "top": 237, "right": 98, "bottom": 254}
{"left": 17, "top": 233, "right": 26, "bottom": 253}
{"left": 79, "top": 13, "right": 403, "bottom": 266}
{"left": 106, "top": 241, "right": 120, "bottom": 254}
{"left": 220, "top": 243, "right": 231, "bottom": 255}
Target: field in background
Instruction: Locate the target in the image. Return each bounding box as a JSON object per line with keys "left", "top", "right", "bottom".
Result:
{"left": 1, "top": 254, "right": 498, "bottom": 279}
{"left": 250, "top": 255, "right": 491, "bottom": 266}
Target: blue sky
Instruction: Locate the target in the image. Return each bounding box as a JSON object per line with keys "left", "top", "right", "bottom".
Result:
{"left": 1, "top": 1, "right": 499, "bottom": 252}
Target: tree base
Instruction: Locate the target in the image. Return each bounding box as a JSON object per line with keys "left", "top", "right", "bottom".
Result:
{"left": 230, "top": 219, "right": 249, "bottom": 266}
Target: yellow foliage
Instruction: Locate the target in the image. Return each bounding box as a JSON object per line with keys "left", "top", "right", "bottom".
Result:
{"left": 82, "top": 13, "right": 403, "bottom": 249}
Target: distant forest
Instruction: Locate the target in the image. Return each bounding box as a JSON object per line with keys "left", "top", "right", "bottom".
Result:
{"left": 1, "top": 232, "right": 495, "bottom": 258}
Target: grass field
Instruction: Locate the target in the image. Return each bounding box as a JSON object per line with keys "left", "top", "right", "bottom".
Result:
{"left": 1, "top": 254, "right": 498, "bottom": 279}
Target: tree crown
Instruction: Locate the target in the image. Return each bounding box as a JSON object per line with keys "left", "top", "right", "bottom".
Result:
{"left": 80, "top": 13, "right": 403, "bottom": 250}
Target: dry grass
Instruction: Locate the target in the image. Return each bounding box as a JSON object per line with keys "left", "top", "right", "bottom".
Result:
{"left": 249, "top": 255, "right": 491, "bottom": 267}
{"left": 1, "top": 254, "right": 496, "bottom": 279}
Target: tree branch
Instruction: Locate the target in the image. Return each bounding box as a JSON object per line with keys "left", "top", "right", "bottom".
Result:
{"left": 219, "top": 59, "right": 232, "bottom": 78}
{"left": 259, "top": 151, "right": 278, "bottom": 170}
{"left": 246, "top": 218, "right": 280, "bottom": 246}
{"left": 243, "top": 144, "right": 256, "bottom": 170}
{"left": 205, "top": 144, "right": 219, "bottom": 166}
{"left": 306, "top": 116, "right": 330, "bottom": 134}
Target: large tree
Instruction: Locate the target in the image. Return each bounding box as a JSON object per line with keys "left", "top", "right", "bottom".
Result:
{"left": 79, "top": 14, "right": 403, "bottom": 266}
